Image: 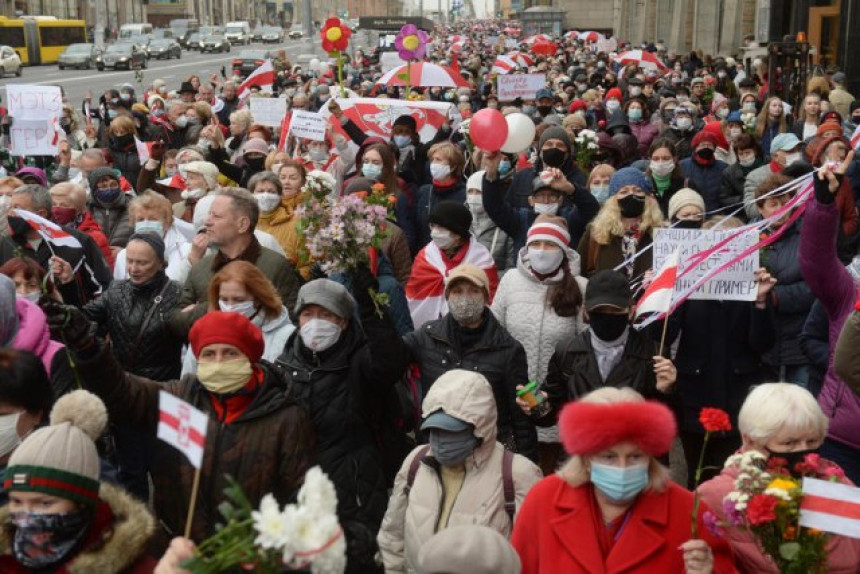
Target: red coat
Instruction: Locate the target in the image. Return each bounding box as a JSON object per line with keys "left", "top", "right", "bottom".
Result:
{"left": 77, "top": 210, "right": 115, "bottom": 269}
{"left": 511, "top": 474, "right": 737, "bottom": 574}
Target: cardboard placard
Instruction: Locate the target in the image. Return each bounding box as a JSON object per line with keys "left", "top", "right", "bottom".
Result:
{"left": 6, "top": 84, "right": 63, "bottom": 156}
{"left": 249, "top": 97, "right": 288, "bottom": 127}
{"left": 289, "top": 109, "right": 326, "bottom": 141}
{"left": 497, "top": 73, "right": 546, "bottom": 101}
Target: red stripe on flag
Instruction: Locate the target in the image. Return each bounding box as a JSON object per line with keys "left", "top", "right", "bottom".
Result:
{"left": 645, "top": 268, "right": 677, "bottom": 294}
{"left": 159, "top": 411, "right": 206, "bottom": 447}
{"left": 802, "top": 494, "right": 860, "bottom": 521}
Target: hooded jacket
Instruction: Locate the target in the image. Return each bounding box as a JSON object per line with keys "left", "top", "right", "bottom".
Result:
{"left": 87, "top": 190, "right": 132, "bottom": 248}
{"left": 77, "top": 210, "right": 116, "bottom": 268}
{"left": 377, "top": 370, "right": 542, "bottom": 573}
{"left": 11, "top": 298, "right": 75, "bottom": 398}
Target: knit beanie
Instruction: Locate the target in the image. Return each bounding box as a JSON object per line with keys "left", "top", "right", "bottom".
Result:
{"left": 609, "top": 167, "right": 652, "bottom": 196}
{"left": 294, "top": 278, "right": 356, "bottom": 320}
{"left": 538, "top": 126, "right": 573, "bottom": 154}
{"left": 4, "top": 390, "right": 107, "bottom": 506}
{"left": 466, "top": 170, "right": 485, "bottom": 192}
{"left": 691, "top": 130, "right": 721, "bottom": 150}
{"left": 605, "top": 87, "right": 623, "bottom": 102}
{"left": 189, "top": 311, "right": 265, "bottom": 363}
{"left": 128, "top": 232, "right": 166, "bottom": 262}
{"left": 183, "top": 161, "right": 220, "bottom": 189}
{"left": 87, "top": 167, "right": 120, "bottom": 192}
{"left": 429, "top": 201, "right": 472, "bottom": 239}
{"left": 668, "top": 188, "right": 705, "bottom": 220}
{"left": 526, "top": 215, "right": 570, "bottom": 250}
{"left": 242, "top": 137, "right": 270, "bottom": 157}
{"left": 816, "top": 121, "right": 843, "bottom": 137}
{"left": 0, "top": 274, "right": 18, "bottom": 348}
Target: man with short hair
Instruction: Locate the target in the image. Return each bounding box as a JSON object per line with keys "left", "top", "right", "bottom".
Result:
{"left": 49, "top": 181, "right": 114, "bottom": 267}
{"left": 215, "top": 81, "right": 239, "bottom": 125}
{"left": 829, "top": 72, "right": 855, "bottom": 119}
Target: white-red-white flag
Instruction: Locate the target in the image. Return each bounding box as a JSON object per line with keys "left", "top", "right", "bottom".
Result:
{"left": 135, "top": 136, "right": 152, "bottom": 163}
{"left": 238, "top": 59, "right": 275, "bottom": 100}
{"left": 156, "top": 173, "right": 186, "bottom": 190}
{"left": 157, "top": 391, "right": 208, "bottom": 469}
{"left": 851, "top": 124, "right": 860, "bottom": 152}
{"left": 799, "top": 477, "right": 860, "bottom": 538}
{"left": 635, "top": 249, "right": 679, "bottom": 318}
{"left": 11, "top": 209, "right": 82, "bottom": 249}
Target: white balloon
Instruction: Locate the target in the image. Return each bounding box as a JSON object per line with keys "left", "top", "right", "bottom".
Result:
{"left": 501, "top": 113, "right": 536, "bottom": 154}
{"left": 310, "top": 58, "right": 320, "bottom": 71}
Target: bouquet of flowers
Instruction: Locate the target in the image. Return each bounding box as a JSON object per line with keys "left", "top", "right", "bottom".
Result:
{"left": 741, "top": 111, "right": 758, "bottom": 134}
{"left": 711, "top": 450, "right": 840, "bottom": 573}
{"left": 181, "top": 467, "right": 346, "bottom": 573}
{"left": 574, "top": 129, "right": 599, "bottom": 170}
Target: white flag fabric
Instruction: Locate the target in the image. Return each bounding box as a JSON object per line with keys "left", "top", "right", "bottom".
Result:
{"left": 157, "top": 391, "right": 208, "bottom": 469}
{"left": 238, "top": 59, "right": 275, "bottom": 99}
{"left": 635, "top": 249, "right": 679, "bottom": 318}
{"left": 799, "top": 477, "right": 860, "bottom": 538}
{"left": 11, "top": 208, "right": 82, "bottom": 249}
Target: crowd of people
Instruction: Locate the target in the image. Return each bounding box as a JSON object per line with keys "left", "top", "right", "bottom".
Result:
{"left": 0, "top": 16, "right": 857, "bottom": 574}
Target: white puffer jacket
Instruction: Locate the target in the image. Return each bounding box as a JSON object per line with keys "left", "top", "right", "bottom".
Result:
{"left": 377, "top": 370, "right": 542, "bottom": 574}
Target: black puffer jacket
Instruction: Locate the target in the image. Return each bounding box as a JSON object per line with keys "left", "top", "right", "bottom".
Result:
{"left": 83, "top": 271, "right": 183, "bottom": 381}
{"left": 276, "top": 306, "right": 408, "bottom": 574}
{"left": 403, "top": 310, "right": 538, "bottom": 462}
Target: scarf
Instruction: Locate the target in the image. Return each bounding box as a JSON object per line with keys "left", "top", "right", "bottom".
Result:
{"left": 590, "top": 328, "right": 629, "bottom": 381}
{"left": 652, "top": 172, "right": 672, "bottom": 197}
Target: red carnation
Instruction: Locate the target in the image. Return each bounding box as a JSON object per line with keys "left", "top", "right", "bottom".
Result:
{"left": 699, "top": 408, "right": 731, "bottom": 433}
{"left": 746, "top": 494, "right": 779, "bottom": 526}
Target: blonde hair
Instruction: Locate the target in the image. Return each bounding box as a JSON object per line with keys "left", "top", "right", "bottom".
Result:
{"left": 586, "top": 164, "right": 616, "bottom": 188}
{"left": 109, "top": 115, "right": 135, "bottom": 136}
{"left": 739, "top": 383, "right": 829, "bottom": 447}
{"left": 230, "top": 109, "right": 253, "bottom": 131}
{"left": 128, "top": 191, "right": 174, "bottom": 226}
{"left": 703, "top": 215, "right": 744, "bottom": 230}
{"left": 427, "top": 142, "right": 466, "bottom": 179}
{"left": 590, "top": 194, "right": 665, "bottom": 245}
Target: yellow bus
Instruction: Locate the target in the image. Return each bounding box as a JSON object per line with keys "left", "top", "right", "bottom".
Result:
{"left": 0, "top": 16, "right": 87, "bottom": 65}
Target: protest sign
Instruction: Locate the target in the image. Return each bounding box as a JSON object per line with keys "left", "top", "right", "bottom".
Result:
{"left": 250, "top": 97, "right": 288, "bottom": 127}
{"left": 380, "top": 51, "right": 405, "bottom": 73}
{"left": 497, "top": 74, "right": 546, "bottom": 101}
{"left": 652, "top": 228, "right": 759, "bottom": 301}
{"left": 322, "top": 98, "right": 454, "bottom": 143}
{"left": 6, "top": 84, "right": 63, "bottom": 156}
{"left": 289, "top": 109, "right": 327, "bottom": 141}
{"left": 596, "top": 37, "right": 618, "bottom": 53}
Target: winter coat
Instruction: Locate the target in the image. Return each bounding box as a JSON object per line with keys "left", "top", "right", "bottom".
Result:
{"left": 377, "top": 370, "right": 543, "bottom": 573}
{"left": 88, "top": 191, "right": 133, "bottom": 248}
{"left": 835, "top": 309, "right": 860, "bottom": 397}
{"left": 470, "top": 207, "right": 515, "bottom": 273}
{"left": 698, "top": 457, "right": 860, "bottom": 573}
{"left": 743, "top": 163, "right": 780, "bottom": 219}
{"left": 720, "top": 160, "right": 763, "bottom": 218}
{"left": 76, "top": 343, "right": 315, "bottom": 551}
{"left": 629, "top": 120, "right": 660, "bottom": 158}
{"left": 77, "top": 210, "right": 115, "bottom": 268}
{"left": 254, "top": 196, "right": 308, "bottom": 277}
{"left": 275, "top": 305, "right": 408, "bottom": 572}
{"left": 680, "top": 158, "right": 729, "bottom": 213}
{"left": 800, "top": 300, "right": 829, "bottom": 395}
{"left": 11, "top": 298, "right": 75, "bottom": 399}
{"left": 576, "top": 224, "right": 654, "bottom": 279}
{"left": 113, "top": 224, "right": 192, "bottom": 284}
{"left": 404, "top": 310, "right": 538, "bottom": 461}
{"left": 649, "top": 171, "right": 690, "bottom": 218}
{"left": 380, "top": 222, "right": 414, "bottom": 285}
{"left": 512, "top": 475, "right": 737, "bottom": 574}
{"left": 0, "top": 483, "right": 158, "bottom": 574}
{"left": 413, "top": 181, "right": 468, "bottom": 249}
{"left": 829, "top": 86, "right": 856, "bottom": 119}
{"left": 84, "top": 271, "right": 183, "bottom": 381}
{"left": 800, "top": 199, "right": 860, "bottom": 449}
{"left": 762, "top": 221, "right": 814, "bottom": 367}
{"left": 108, "top": 147, "right": 142, "bottom": 192}
{"left": 658, "top": 126, "right": 695, "bottom": 159}
{"left": 504, "top": 160, "right": 588, "bottom": 211}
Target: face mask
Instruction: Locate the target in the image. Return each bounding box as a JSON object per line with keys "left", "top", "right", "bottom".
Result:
{"left": 650, "top": 160, "right": 675, "bottom": 177}
{"left": 729, "top": 127, "right": 743, "bottom": 140}
{"left": 107, "top": 109, "right": 118, "bottom": 119}
{"left": 591, "top": 184, "right": 611, "bottom": 204}
{"left": 590, "top": 461, "right": 649, "bottom": 502}
{"left": 533, "top": 202, "right": 559, "bottom": 216}
{"left": 717, "top": 108, "right": 729, "bottom": 119}
{"left": 134, "top": 220, "right": 164, "bottom": 237}
{"left": 111, "top": 133, "right": 134, "bottom": 148}
{"left": 393, "top": 135, "right": 412, "bottom": 148}
{"left": 852, "top": 115, "right": 860, "bottom": 125}
{"left": 12, "top": 509, "right": 92, "bottom": 569}
{"left": 617, "top": 194, "right": 646, "bottom": 218}
{"left": 430, "top": 163, "right": 451, "bottom": 181}
{"left": 528, "top": 247, "right": 565, "bottom": 274}
{"left": 784, "top": 153, "right": 801, "bottom": 166}
{"left": 218, "top": 299, "right": 258, "bottom": 318}
{"left": 300, "top": 318, "right": 343, "bottom": 352}
{"left": 18, "top": 291, "right": 40, "bottom": 303}
{"left": 0, "top": 412, "right": 20, "bottom": 458}
{"left": 537, "top": 105, "right": 553, "bottom": 116}
{"left": 309, "top": 148, "right": 329, "bottom": 162}
{"left": 541, "top": 148, "right": 567, "bottom": 168}
{"left": 174, "top": 116, "right": 188, "bottom": 128}
{"left": 362, "top": 163, "right": 382, "bottom": 180}
{"left": 739, "top": 154, "right": 756, "bottom": 168}
{"left": 197, "top": 138, "right": 211, "bottom": 151}
{"left": 246, "top": 156, "right": 266, "bottom": 171}
{"left": 165, "top": 167, "right": 178, "bottom": 178}
{"left": 718, "top": 71, "right": 727, "bottom": 79}
{"left": 120, "top": 93, "right": 132, "bottom": 102}
{"left": 429, "top": 428, "right": 479, "bottom": 467}
{"left": 673, "top": 218, "right": 703, "bottom": 230}
{"left": 182, "top": 188, "right": 207, "bottom": 201}
{"left": 447, "top": 294, "right": 485, "bottom": 324}
{"left": 51, "top": 206, "right": 77, "bottom": 226}
{"left": 696, "top": 148, "right": 715, "bottom": 161}
{"left": 430, "top": 228, "right": 455, "bottom": 250}
{"left": 743, "top": 101, "right": 757, "bottom": 111}
{"left": 629, "top": 87, "right": 642, "bottom": 97}
{"left": 255, "top": 192, "right": 282, "bottom": 214}
{"left": 94, "top": 186, "right": 121, "bottom": 204}
{"left": 627, "top": 108, "right": 643, "bottom": 122}
{"left": 465, "top": 194, "right": 484, "bottom": 216}
{"left": 186, "top": 117, "right": 200, "bottom": 126}
{"left": 197, "top": 358, "right": 253, "bottom": 394}
{"left": 768, "top": 447, "right": 820, "bottom": 476}
{"left": 522, "top": 105, "right": 536, "bottom": 115}
{"left": 605, "top": 99, "right": 621, "bottom": 112}
{"left": 675, "top": 117, "right": 692, "bottom": 130}
{"left": 589, "top": 312, "right": 630, "bottom": 341}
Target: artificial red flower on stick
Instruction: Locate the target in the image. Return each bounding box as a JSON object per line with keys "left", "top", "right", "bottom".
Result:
{"left": 320, "top": 18, "right": 352, "bottom": 98}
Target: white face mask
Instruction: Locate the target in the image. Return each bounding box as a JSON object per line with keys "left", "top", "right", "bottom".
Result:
{"left": 675, "top": 117, "right": 692, "bottom": 130}
{"left": 17, "top": 291, "right": 41, "bottom": 303}
{"left": 218, "top": 299, "right": 258, "bottom": 318}
{"left": 729, "top": 127, "right": 743, "bottom": 140}
{"left": 465, "top": 194, "right": 484, "bottom": 216}
{"left": 605, "top": 100, "right": 620, "bottom": 112}
{"left": 650, "top": 160, "right": 675, "bottom": 177}
{"left": 300, "top": 318, "right": 342, "bottom": 352}
{"left": 528, "top": 247, "right": 565, "bottom": 274}
{"left": 431, "top": 228, "right": 455, "bottom": 250}
{"left": 629, "top": 87, "right": 642, "bottom": 97}
{"left": 739, "top": 155, "right": 757, "bottom": 168}
{"left": 255, "top": 192, "right": 282, "bottom": 214}
{"left": 309, "top": 148, "right": 329, "bottom": 163}
{"left": 784, "top": 152, "right": 801, "bottom": 166}
{"left": 181, "top": 188, "right": 207, "bottom": 201}
{"left": 0, "top": 412, "right": 21, "bottom": 458}
{"left": 533, "top": 202, "right": 559, "bottom": 216}
{"left": 430, "top": 163, "right": 451, "bottom": 181}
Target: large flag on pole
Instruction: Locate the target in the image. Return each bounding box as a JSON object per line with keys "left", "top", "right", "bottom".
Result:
{"left": 238, "top": 59, "right": 275, "bottom": 99}
{"left": 635, "top": 249, "right": 679, "bottom": 318}
{"left": 157, "top": 391, "right": 208, "bottom": 468}
{"left": 799, "top": 477, "right": 860, "bottom": 538}
{"left": 11, "top": 209, "right": 82, "bottom": 249}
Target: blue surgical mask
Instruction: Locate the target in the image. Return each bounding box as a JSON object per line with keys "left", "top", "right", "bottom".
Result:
{"left": 499, "top": 159, "right": 512, "bottom": 177}
{"left": 429, "top": 428, "right": 479, "bottom": 467}
{"left": 134, "top": 220, "right": 164, "bottom": 237}
{"left": 591, "top": 184, "right": 611, "bottom": 204}
{"left": 362, "top": 163, "right": 382, "bottom": 180}
{"left": 393, "top": 135, "right": 411, "bottom": 148}
{"left": 627, "top": 108, "right": 643, "bottom": 122}
{"left": 590, "top": 461, "right": 649, "bottom": 502}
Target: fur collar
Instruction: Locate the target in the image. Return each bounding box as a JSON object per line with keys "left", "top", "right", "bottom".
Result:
{"left": 0, "top": 483, "right": 155, "bottom": 574}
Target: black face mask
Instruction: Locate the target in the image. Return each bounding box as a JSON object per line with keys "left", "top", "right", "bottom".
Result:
{"left": 696, "top": 148, "right": 715, "bottom": 161}
{"left": 852, "top": 115, "right": 860, "bottom": 125}
{"left": 617, "top": 194, "right": 646, "bottom": 218}
{"left": 673, "top": 218, "right": 703, "bottom": 230}
{"left": 537, "top": 105, "right": 553, "bottom": 116}
{"left": 541, "top": 148, "right": 567, "bottom": 169}
{"left": 245, "top": 157, "right": 266, "bottom": 171}
{"left": 589, "top": 312, "right": 630, "bottom": 342}
{"left": 110, "top": 133, "right": 134, "bottom": 149}
{"left": 768, "top": 447, "right": 820, "bottom": 476}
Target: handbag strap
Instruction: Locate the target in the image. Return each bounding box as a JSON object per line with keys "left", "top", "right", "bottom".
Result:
{"left": 126, "top": 278, "right": 171, "bottom": 370}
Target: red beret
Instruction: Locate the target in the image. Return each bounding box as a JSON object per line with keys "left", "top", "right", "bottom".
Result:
{"left": 605, "top": 87, "right": 623, "bottom": 102}
{"left": 817, "top": 121, "right": 843, "bottom": 137}
{"left": 568, "top": 99, "right": 587, "bottom": 114}
{"left": 189, "top": 311, "right": 265, "bottom": 363}
{"left": 691, "top": 130, "right": 720, "bottom": 150}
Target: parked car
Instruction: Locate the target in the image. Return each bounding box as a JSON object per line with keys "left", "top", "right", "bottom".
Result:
{"left": 231, "top": 49, "right": 270, "bottom": 78}
{"left": 259, "top": 26, "right": 284, "bottom": 43}
{"left": 288, "top": 25, "right": 304, "bottom": 39}
{"left": 186, "top": 32, "right": 203, "bottom": 51}
{"left": 147, "top": 38, "right": 182, "bottom": 59}
{"left": 201, "top": 34, "right": 230, "bottom": 53}
{"left": 96, "top": 42, "right": 147, "bottom": 70}
{"left": 58, "top": 43, "right": 100, "bottom": 70}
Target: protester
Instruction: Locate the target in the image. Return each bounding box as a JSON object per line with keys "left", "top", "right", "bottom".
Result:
{"left": 87, "top": 166, "right": 133, "bottom": 250}
{"left": 49, "top": 181, "right": 114, "bottom": 268}
{"left": 645, "top": 137, "right": 689, "bottom": 217}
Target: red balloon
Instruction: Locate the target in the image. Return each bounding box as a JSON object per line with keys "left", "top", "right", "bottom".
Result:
{"left": 469, "top": 108, "right": 508, "bottom": 152}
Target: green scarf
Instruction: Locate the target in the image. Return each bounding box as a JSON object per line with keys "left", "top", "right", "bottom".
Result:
{"left": 652, "top": 172, "right": 672, "bottom": 197}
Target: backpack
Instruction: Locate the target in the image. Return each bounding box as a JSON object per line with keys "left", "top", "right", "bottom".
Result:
{"left": 402, "top": 445, "right": 517, "bottom": 522}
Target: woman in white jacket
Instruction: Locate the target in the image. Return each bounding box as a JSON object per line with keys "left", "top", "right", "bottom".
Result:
{"left": 491, "top": 215, "right": 588, "bottom": 475}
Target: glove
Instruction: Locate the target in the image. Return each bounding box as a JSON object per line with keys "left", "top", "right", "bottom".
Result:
{"left": 351, "top": 264, "right": 379, "bottom": 308}
{"left": 40, "top": 298, "right": 97, "bottom": 352}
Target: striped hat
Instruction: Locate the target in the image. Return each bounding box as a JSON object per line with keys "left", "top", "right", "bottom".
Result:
{"left": 526, "top": 215, "right": 570, "bottom": 250}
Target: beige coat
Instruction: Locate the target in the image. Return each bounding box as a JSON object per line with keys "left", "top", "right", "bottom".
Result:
{"left": 377, "top": 370, "right": 542, "bottom": 574}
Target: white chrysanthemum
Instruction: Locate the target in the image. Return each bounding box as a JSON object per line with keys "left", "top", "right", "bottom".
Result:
{"left": 252, "top": 494, "right": 289, "bottom": 550}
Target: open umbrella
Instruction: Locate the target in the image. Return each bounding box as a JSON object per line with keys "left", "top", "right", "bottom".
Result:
{"left": 522, "top": 34, "right": 551, "bottom": 45}
{"left": 376, "top": 62, "right": 470, "bottom": 88}
{"left": 613, "top": 49, "right": 668, "bottom": 72}
{"left": 492, "top": 55, "right": 518, "bottom": 75}
{"left": 507, "top": 51, "right": 534, "bottom": 67}
{"left": 531, "top": 38, "right": 558, "bottom": 56}
{"left": 579, "top": 31, "right": 605, "bottom": 43}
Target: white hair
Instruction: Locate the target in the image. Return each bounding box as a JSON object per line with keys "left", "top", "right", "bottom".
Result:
{"left": 738, "top": 383, "right": 829, "bottom": 446}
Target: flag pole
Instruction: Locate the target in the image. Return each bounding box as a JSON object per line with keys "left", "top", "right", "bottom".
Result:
{"left": 657, "top": 312, "right": 670, "bottom": 357}
{"left": 184, "top": 467, "right": 202, "bottom": 538}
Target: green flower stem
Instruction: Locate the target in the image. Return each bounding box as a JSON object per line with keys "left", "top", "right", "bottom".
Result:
{"left": 690, "top": 430, "right": 711, "bottom": 539}
{"left": 337, "top": 54, "right": 346, "bottom": 99}
{"left": 405, "top": 61, "right": 411, "bottom": 100}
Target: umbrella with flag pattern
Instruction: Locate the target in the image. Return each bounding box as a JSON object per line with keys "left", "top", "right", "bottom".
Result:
{"left": 376, "top": 62, "right": 470, "bottom": 88}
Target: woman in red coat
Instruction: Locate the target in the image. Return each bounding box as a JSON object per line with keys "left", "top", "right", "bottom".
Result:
{"left": 511, "top": 388, "right": 736, "bottom": 574}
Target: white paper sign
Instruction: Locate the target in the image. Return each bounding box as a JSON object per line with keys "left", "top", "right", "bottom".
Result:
{"left": 250, "top": 97, "right": 288, "bottom": 127}
{"left": 6, "top": 84, "right": 63, "bottom": 156}
{"left": 497, "top": 74, "right": 546, "bottom": 101}
{"left": 653, "top": 228, "right": 760, "bottom": 301}
{"left": 289, "top": 109, "right": 326, "bottom": 141}
{"left": 596, "top": 37, "right": 618, "bottom": 53}
{"left": 380, "top": 51, "right": 405, "bottom": 74}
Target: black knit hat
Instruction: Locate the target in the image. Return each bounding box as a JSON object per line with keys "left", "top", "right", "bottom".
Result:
{"left": 429, "top": 200, "right": 472, "bottom": 239}
{"left": 128, "top": 232, "right": 166, "bottom": 262}
{"left": 393, "top": 114, "right": 417, "bottom": 132}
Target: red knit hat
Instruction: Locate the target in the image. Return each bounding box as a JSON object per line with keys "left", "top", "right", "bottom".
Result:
{"left": 701, "top": 121, "right": 729, "bottom": 151}
{"left": 817, "top": 121, "right": 843, "bottom": 138}
{"left": 189, "top": 311, "right": 265, "bottom": 363}
{"left": 559, "top": 399, "right": 677, "bottom": 456}
{"left": 527, "top": 216, "right": 570, "bottom": 250}
{"left": 568, "top": 99, "right": 587, "bottom": 114}
{"left": 691, "top": 130, "right": 720, "bottom": 150}
{"left": 810, "top": 135, "right": 850, "bottom": 167}
{"left": 605, "top": 88, "right": 623, "bottom": 102}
